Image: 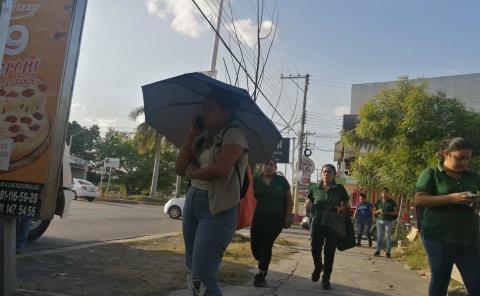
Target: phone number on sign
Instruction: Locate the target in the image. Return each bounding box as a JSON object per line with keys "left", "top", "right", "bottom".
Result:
{"left": 0, "top": 203, "right": 37, "bottom": 217}
{"left": 0, "top": 190, "right": 39, "bottom": 204}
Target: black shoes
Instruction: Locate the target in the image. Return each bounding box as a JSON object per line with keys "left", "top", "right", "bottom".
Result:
{"left": 253, "top": 272, "right": 267, "bottom": 287}
{"left": 386, "top": 252, "right": 391, "bottom": 258}
{"left": 322, "top": 280, "right": 331, "bottom": 290}
{"left": 373, "top": 251, "right": 380, "bottom": 257}
{"left": 311, "top": 268, "right": 321, "bottom": 282}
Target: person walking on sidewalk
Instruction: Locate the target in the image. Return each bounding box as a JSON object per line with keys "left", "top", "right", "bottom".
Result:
{"left": 373, "top": 187, "right": 397, "bottom": 258}
{"left": 353, "top": 193, "right": 373, "bottom": 247}
{"left": 415, "top": 137, "right": 480, "bottom": 296}
{"left": 176, "top": 96, "right": 249, "bottom": 296}
{"left": 305, "top": 164, "right": 349, "bottom": 290}
{"left": 250, "top": 159, "right": 293, "bottom": 287}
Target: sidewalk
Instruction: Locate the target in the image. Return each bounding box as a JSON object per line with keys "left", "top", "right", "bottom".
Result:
{"left": 169, "top": 233, "right": 430, "bottom": 296}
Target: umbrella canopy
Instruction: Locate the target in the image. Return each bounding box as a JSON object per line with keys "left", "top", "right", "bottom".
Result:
{"left": 142, "top": 72, "right": 282, "bottom": 163}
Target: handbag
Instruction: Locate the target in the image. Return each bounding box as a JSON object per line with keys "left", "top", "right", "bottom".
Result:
{"left": 320, "top": 206, "right": 346, "bottom": 239}
{"left": 236, "top": 167, "right": 256, "bottom": 230}
{"left": 337, "top": 215, "right": 356, "bottom": 251}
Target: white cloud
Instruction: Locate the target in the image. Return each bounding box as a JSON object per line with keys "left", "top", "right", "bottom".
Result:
{"left": 85, "top": 118, "right": 118, "bottom": 131}
{"left": 334, "top": 106, "right": 350, "bottom": 116}
{"left": 146, "top": 0, "right": 215, "bottom": 38}
{"left": 225, "top": 18, "right": 276, "bottom": 48}
{"left": 71, "top": 102, "right": 86, "bottom": 113}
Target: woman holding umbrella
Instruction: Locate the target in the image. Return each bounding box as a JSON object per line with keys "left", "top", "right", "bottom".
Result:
{"left": 176, "top": 96, "right": 249, "bottom": 295}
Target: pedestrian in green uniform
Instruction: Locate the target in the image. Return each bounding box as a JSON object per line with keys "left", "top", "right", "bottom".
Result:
{"left": 373, "top": 187, "right": 397, "bottom": 258}
{"left": 305, "top": 164, "right": 349, "bottom": 290}
{"left": 251, "top": 159, "right": 293, "bottom": 287}
{"left": 415, "top": 137, "right": 480, "bottom": 296}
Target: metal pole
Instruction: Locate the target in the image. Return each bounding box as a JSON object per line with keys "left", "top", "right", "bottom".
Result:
{"left": 0, "top": 1, "right": 16, "bottom": 295}
{"left": 208, "top": 0, "right": 224, "bottom": 78}
{"left": 106, "top": 167, "right": 112, "bottom": 196}
{"left": 99, "top": 169, "right": 104, "bottom": 198}
{"left": 0, "top": 217, "right": 16, "bottom": 296}
{"left": 175, "top": 175, "right": 182, "bottom": 198}
{"left": 297, "top": 74, "right": 309, "bottom": 171}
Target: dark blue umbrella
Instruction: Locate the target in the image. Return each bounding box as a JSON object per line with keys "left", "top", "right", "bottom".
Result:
{"left": 142, "top": 72, "right": 281, "bottom": 163}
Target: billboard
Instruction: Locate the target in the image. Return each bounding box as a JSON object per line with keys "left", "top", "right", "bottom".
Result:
{"left": 0, "top": 1, "right": 86, "bottom": 219}
{"left": 272, "top": 138, "right": 290, "bottom": 163}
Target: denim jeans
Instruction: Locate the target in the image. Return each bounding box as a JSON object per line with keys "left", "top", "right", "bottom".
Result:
{"left": 422, "top": 236, "right": 480, "bottom": 296}
{"left": 375, "top": 219, "right": 393, "bottom": 253}
{"left": 16, "top": 217, "right": 32, "bottom": 250}
{"left": 183, "top": 187, "right": 238, "bottom": 296}
{"left": 355, "top": 218, "right": 372, "bottom": 245}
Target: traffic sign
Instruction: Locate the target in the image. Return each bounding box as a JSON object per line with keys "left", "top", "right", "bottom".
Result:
{"left": 300, "top": 157, "right": 315, "bottom": 175}
{"left": 104, "top": 158, "right": 120, "bottom": 168}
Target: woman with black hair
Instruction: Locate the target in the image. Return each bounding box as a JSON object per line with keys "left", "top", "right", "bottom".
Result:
{"left": 305, "top": 164, "right": 349, "bottom": 290}
{"left": 176, "top": 96, "right": 249, "bottom": 296}
{"left": 415, "top": 137, "right": 480, "bottom": 296}
{"left": 250, "top": 159, "right": 293, "bottom": 287}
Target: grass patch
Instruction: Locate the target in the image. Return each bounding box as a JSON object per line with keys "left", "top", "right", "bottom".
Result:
{"left": 396, "top": 239, "right": 429, "bottom": 270}
{"left": 276, "top": 237, "right": 299, "bottom": 247}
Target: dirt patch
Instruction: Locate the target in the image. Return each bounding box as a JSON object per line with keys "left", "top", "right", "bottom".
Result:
{"left": 17, "top": 234, "right": 293, "bottom": 296}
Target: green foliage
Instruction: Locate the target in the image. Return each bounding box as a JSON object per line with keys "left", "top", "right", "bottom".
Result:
{"left": 345, "top": 78, "right": 480, "bottom": 198}
{"left": 66, "top": 121, "right": 101, "bottom": 161}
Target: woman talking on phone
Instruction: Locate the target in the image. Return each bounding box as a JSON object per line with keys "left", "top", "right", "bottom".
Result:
{"left": 176, "top": 96, "right": 249, "bottom": 296}
{"left": 415, "top": 137, "right": 480, "bottom": 296}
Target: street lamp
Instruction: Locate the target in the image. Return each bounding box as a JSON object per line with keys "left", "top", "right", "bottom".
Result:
{"left": 69, "top": 130, "right": 86, "bottom": 145}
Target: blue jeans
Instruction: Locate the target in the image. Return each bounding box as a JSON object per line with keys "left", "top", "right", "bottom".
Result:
{"left": 422, "top": 237, "right": 480, "bottom": 296}
{"left": 183, "top": 187, "right": 238, "bottom": 296}
{"left": 375, "top": 219, "right": 393, "bottom": 253}
{"left": 355, "top": 218, "right": 372, "bottom": 245}
{"left": 16, "top": 217, "right": 32, "bottom": 250}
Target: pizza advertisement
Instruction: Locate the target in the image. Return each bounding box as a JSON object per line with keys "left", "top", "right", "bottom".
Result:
{"left": 0, "top": 1, "right": 76, "bottom": 218}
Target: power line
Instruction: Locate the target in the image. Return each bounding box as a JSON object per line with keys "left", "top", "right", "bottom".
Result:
{"left": 191, "top": 0, "right": 296, "bottom": 134}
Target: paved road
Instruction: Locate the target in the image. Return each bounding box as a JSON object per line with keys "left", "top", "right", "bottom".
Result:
{"left": 25, "top": 200, "right": 182, "bottom": 252}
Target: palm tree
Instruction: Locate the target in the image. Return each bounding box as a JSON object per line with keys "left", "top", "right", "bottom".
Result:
{"left": 129, "top": 106, "right": 162, "bottom": 198}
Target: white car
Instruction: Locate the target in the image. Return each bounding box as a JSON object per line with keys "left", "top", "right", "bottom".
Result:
{"left": 164, "top": 197, "right": 185, "bottom": 219}
{"left": 72, "top": 178, "right": 99, "bottom": 202}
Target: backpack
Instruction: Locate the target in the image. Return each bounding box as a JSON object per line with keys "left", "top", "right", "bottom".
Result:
{"left": 194, "top": 125, "right": 249, "bottom": 199}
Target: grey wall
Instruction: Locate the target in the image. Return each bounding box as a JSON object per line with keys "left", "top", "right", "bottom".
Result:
{"left": 350, "top": 73, "right": 480, "bottom": 114}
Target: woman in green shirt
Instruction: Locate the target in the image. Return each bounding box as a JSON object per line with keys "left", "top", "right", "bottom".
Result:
{"left": 305, "top": 164, "right": 349, "bottom": 290}
{"left": 415, "top": 137, "right": 480, "bottom": 296}
{"left": 250, "top": 159, "right": 293, "bottom": 287}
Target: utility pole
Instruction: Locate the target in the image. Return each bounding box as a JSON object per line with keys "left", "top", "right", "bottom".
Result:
{"left": 174, "top": 0, "right": 224, "bottom": 198}
{"left": 208, "top": 0, "right": 224, "bottom": 78}
{"left": 281, "top": 74, "right": 310, "bottom": 220}
{"left": 150, "top": 134, "right": 162, "bottom": 198}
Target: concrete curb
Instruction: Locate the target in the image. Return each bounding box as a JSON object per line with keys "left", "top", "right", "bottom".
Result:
{"left": 95, "top": 199, "right": 165, "bottom": 206}
{"left": 18, "top": 232, "right": 181, "bottom": 258}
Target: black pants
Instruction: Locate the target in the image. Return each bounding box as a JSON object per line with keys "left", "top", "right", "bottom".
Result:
{"left": 250, "top": 212, "right": 284, "bottom": 271}
{"left": 311, "top": 223, "right": 337, "bottom": 281}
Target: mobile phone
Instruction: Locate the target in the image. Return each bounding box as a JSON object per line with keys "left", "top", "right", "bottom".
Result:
{"left": 194, "top": 116, "right": 204, "bottom": 130}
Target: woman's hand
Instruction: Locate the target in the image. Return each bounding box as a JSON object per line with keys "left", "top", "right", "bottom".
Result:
{"left": 448, "top": 192, "right": 473, "bottom": 204}
{"left": 284, "top": 214, "right": 293, "bottom": 228}
{"left": 305, "top": 199, "right": 313, "bottom": 213}
{"left": 185, "top": 163, "right": 199, "bottom": 178}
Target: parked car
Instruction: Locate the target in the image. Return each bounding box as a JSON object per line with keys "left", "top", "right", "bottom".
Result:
{"left": 164, "top": 197, "right": 185, "bottom": 219}
{"left": 72, "top": 178, "right": 99, "bottom": 202}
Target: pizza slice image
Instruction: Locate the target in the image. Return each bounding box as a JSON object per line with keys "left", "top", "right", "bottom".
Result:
{"left": 0, "top": 82, "right": 50, "bottom": 166}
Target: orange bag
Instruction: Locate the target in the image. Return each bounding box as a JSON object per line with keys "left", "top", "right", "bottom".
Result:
{"left": 236, "top": 167, "right": 256, "bottom": 230}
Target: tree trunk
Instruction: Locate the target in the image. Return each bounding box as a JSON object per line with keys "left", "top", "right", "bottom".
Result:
{"left": 149, "top": 134, "right": 162, "bottom": 198}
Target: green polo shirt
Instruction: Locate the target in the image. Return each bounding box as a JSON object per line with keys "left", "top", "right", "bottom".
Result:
{"left": 374, "top": 199, "right": 397, "bottom": 221}
{"left": 308, "top": 182, "right": 349, "bottom": 224}
{"left": 415, "top": 164, "right": 480, "bottom": 246}
{"left": 253, "top": 174, "right": 290, "bottom": 217}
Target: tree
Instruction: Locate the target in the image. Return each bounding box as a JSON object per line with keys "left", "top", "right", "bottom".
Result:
{"left": 66, "top": 121, "right": 101, "bottom": 161}
{"left": 344, "top": 78, "right": 480, "bottom": 198}
{"left": 129, "top": 107, "right": 168, "bottom": 197}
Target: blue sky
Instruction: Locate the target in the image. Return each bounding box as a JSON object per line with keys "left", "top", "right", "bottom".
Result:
{"left": 71, "top": 0, "right": 480, "bottom": 172}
